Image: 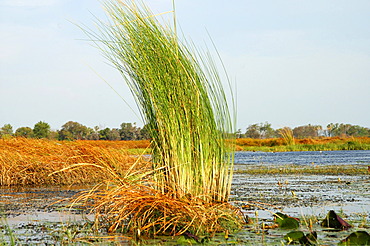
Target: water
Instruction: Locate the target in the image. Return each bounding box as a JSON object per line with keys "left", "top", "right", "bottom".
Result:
{"left": 1, "top": 150, "right": 370, "bottom": 245}
{"left": 232, "top": 150, "right": 370, "bottom": 218}
{"left": 234, "top": 150, "right": 370, "bottom": 166}
{"left": 230, "top": 151, "right": 370, "bottom": 245}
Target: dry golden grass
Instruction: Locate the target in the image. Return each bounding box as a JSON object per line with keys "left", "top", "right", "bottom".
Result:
{"left": 235, "top": 136, "right": 370, "bottom": 151}
{"left": 235, "top": 138, "right": 285, "bottom": 148}
{"left": 0, "top": 138, "right": 150, "bottom": 186}
{"left": 295, "top": 136, "right": 370, "bottom": 144}
{"left": 0, "top": 137, "right": 242, "bottom": 237}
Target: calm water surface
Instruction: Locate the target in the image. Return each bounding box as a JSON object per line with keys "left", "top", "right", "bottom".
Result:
{"left": 234, "top": 150, "right": 370, "bottom": 167}
{"left": 232, "top": 150, "right": 370, "bottom": 218}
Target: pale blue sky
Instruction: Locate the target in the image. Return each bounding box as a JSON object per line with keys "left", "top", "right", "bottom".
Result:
{"left": 1, "top": 0, "right": 369, "bottom": 131}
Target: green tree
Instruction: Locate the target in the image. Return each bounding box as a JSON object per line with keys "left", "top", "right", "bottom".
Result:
{"left": 33, "top": 121, "right": 50, "bottom": 139}
{"left": 99, "top": 127, "right": 111, "bottom": 140}
{"left": 245, "top": 122, "right": 276, "bottom": 139}
{"left": 107, "top": 128, "right": 121, "bottom": 140}
{"left": 15, "top": 127, "right": 33, "bottom": 138}
{"left": 119, "top": 122, "right": 140, "bottom": 140}
{"left": 259, "top": 122, "right": 276, "bottom": 138}
{"left": 293, "top": 124, "right": 322, "bottom": 138}
{"left": 139, "top": 124, "right": 151, "bottom": 140}
{"left": 235, "top": 129, "right": 245, "bottom": 139}
{"left": 245, "top": 124, "right": 261, "bottom": 138}
{"left": 49, "top": 130, "right": 59, "bottom": 140}
{"left": 326, "top": 123, "right": 337, "bottom": 137}
{"left": 0, "top": 124, "right": 13, "bottom": 138}
{"left": 58, "top": 121, "right": 89, "bottom": 140}
{"left": 326, "top": 123, "right": 370, "bottom": 137}
{"left": 347, "top": 125, "right": 370, "bottom": 137}
{"left": 87, "top": 126, "right": 100, "bottom": 140}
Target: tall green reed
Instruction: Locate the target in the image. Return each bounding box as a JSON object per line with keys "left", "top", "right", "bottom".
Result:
{"left": 85, "top": 1, "right": 235, "bottom": 203}
{"left": 279, "top": 127, "right": 295, "bottom": 146}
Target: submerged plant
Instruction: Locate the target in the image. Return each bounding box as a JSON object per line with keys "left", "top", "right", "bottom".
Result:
{"left": 79, "top": 0, "right": 240, "bottom": 237}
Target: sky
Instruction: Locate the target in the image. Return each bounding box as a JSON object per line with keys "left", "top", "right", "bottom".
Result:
{"left": 1, "top": 0, "right": 369, "bottom": 131}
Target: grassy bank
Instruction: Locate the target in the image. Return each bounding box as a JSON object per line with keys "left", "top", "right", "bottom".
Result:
{"left": 234, "top": 136, "right": 370, "bottom": 152}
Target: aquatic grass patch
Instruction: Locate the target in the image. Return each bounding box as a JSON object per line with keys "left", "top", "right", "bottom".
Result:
{"left": 235, "top": 164, "right": 370, "bottom": 175}
{"left": 0, "top": 217, "right": 17, "bottom": 246}
{"left": 0, "top": 216, "right": 131, "bottom": 245}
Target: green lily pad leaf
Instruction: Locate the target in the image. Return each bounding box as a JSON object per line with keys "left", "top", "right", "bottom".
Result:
{"left": 339, "top": 231, "right": 370, "bottom": 245}
{"left": 284, "top": 230, "right": 305, "bottom": 241}
{"left": 176, "top": 235, "right": 198, "bottom": 245}
{"left": 284, "top": 231, "right": 317, "bottom": 245}
{"left": 321, "top": 210, "right": 351, "bottom": 230}
{"left": 274, "top": 212, "right": 289, "bottom": 224}
{"left": 274, "top": 212, "right": 299, "bottom": 229}
{"left": 274, "top": 212, "right": 300, "bottom": 229}
{"left": 279, "top": 217, "right": 300, "bottom": 229}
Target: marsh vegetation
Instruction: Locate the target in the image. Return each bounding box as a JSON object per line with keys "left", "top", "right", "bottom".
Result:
{"left": 73, "top": 0, "right": 243, "bottom": 238}
{"left": 1, "top": 149, "right": 369, "bottom": 244}
{"left": 1, "top": 0, "right": 369, "bottom": 244}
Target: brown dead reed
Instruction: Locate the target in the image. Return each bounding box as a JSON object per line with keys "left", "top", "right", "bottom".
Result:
{"left": 73, "top": 176, "right": 243, "bottom": 237}
{"left": 0, "top": 138, "right": 149, "bottom": 186}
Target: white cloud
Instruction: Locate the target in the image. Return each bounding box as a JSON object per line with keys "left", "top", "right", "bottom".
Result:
{"left": 0, "top": 0, "right": 60, "bottom": 7}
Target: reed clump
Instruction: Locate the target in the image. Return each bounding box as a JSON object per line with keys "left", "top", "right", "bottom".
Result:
{"left": 279, "top": 127, "right": 295, "bottom": 146}
{"left": 78, "top": 0, "right": 241, "bottom": 237}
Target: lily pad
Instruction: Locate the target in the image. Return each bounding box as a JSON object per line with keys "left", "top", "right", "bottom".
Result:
{"left": 339, "top": 231, "right": 370, "bottom": 245}
{"left": 284, "top": 230, "right": 305, "bottom": 241}
{"left": 280, "top": 217, "right": 300, "bottom": 229}
{"left": 284, "top": 231, "right": 317, "bottom": 245}
{"left": 274, "top": 212, "right": 300, "bottom": 229}
{"left": 176, "top": 235, "right": 198, "bottom": 245}
{"left": 274, "top": 212, "right": 289, "bottom": 223}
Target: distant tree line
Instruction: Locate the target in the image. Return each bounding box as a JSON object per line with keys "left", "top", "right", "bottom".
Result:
{"left": 1, "top": 121, "right": 369, "bottom": 140}
{"left": 237, "top": 122, "right": 370, "bottom": 139}
{"left": 0, "top": 121, "right": 149, "bottom": 141}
